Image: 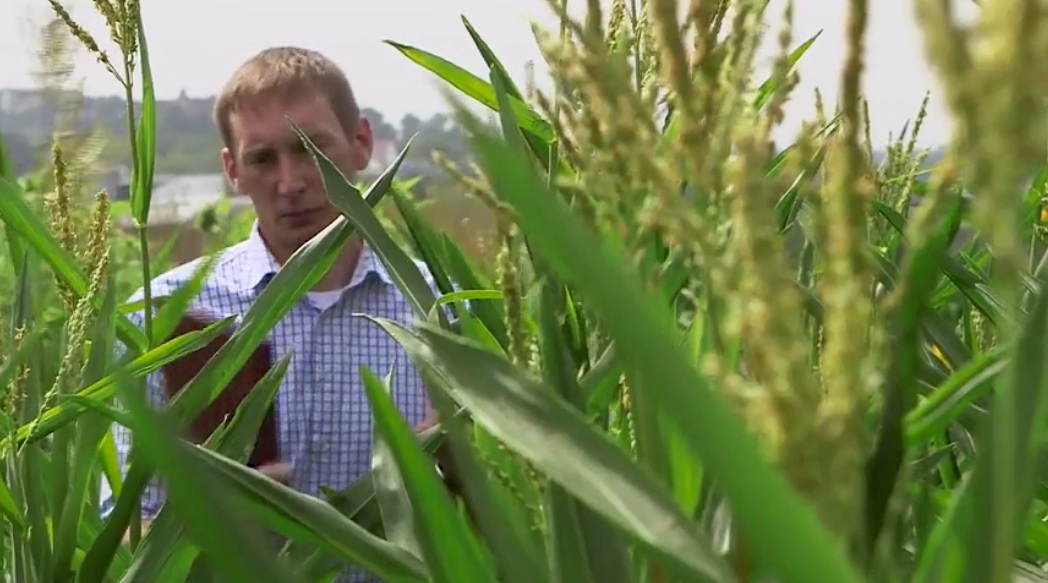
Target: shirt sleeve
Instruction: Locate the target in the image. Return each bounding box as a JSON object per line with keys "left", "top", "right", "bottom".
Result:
{"left": 99, "top": 300, "right": 169, "bottom": 521}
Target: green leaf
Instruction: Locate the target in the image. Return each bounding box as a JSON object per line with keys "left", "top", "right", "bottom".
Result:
{"left": 752, "top": 31, "right": 822, "bottom": 111}
{"left": 190, "top": 433, "right": 431, "bottom": 582}
{"left": 423, "top": 365, "right": 549, "bottom": 583}
{"left": 663, "top": 33, "right": 826, "bottom": 144}
{"left": 435, "top": 233, "right": 509, "bottom": 348}
{"left": 536, "top": 277, "right": 632, "bottom": 583}
{"left": 0, "top": 471, "right": 26, "bottom": 531}
{"left": 280, "top": 424, "right": 453, "bottom": 581}
{"left": 905, "top": 344, "right": 1009, "bottom": 445}
{"left": 54, "top": 280, "right": 121, "bottom": 582}
{"left": 367, "top": 317, "right": 734, "bottom": 583}
{"left": 389, "top": 190, "right": 460, "bottom": 303}
{"left": 0, "top": 135, "right": 26, "bottom": 274}
{"left": 118, "top": 353, "right": 292, "bottom": 583}
{"left": 5, "top": 316, "right": 236, "bottom": 449}
{"left": 383, "top": 39, "right": 554, "bottom": 144}
{"left": 362, "top": 366, "right": 494, "bottom": 582}
{"left": 873, "top": 200, "right": 1009, "bottom": 327}
{"left": 865, "top": 193, "right": 960, "bottom": 556}
{"left": 130, "top": 11, "right": 157, "bottom": 225}
{"left": 112, "top": 366, "right": 299, "bottom": 583}
{"left": 449, "top": 73, "right": 864, "bottom": 583}
{"left": 370, "top": 365, "right": 423, "bottom": 559}
{"left": 915, "top": 266, "right": 1048, "bottom": 581}
{"left": 457, "top": 16, "right": 568, "bottom": 176}
{"left": 150, "top": 254, "right": 217, "bottom": 345}
{"left": 0, "top": 177, "right": 146, "bottom": 352}
{"left": 291, "top": 126, "right": 441, "bottom": 324}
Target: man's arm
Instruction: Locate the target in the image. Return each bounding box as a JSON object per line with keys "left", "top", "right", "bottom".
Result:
{"left": 414, "top": 401, "right": 439, "bottom": 433}
{"left": 107, "top": 305, "right": 296, "bottom": 543}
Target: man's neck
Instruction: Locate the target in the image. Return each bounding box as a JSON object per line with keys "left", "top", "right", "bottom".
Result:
{"left": 312, "top": 236, "right": 364, "bottom": 291}
{"left": 264, "top": 232, "right": 363, "bottom": 292}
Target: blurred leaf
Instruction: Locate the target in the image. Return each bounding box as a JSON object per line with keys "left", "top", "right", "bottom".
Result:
{"left": 6, "top": 316, "right": 235, "bottom": 449}
{"left": 118, "top": 353, "right": 291, "bottom": 583}
{"left": 906, "top": 343, "right": 1009, "bottom": 445}
{"left": 190, "top": 437, "right": 431, "bottom": 582}
{"left": 370, "top": 365, "right": 423, "bottom": 560}
{"left": 368, "top": 316, "right": 734, "bottom": 583}
{"left": 916, "top": 267, "right": 1048, "bottom": 580}
{"left": 0, "top": 177, "right": 146, "bottom": 351}
{"left": 752, "top": 31, "right": 823, "bottom": 111}
{"left": 112, "top": 366, "right": 299, "bottom": 583}
{"left": 449, "top": 73, "right": 864, "bottom": 583}
{"left": 865, "top": 193, "right": 961, "bottom": 557}
{"left": 362, "top": 366, "right": 494, "bottom": 582}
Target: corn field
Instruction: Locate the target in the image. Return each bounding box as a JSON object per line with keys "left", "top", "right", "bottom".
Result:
{"left": 2, "top": 0, "right": 1048, "bottom": 581}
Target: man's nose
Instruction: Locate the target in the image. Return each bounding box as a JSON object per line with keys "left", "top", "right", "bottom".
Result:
{"left": 275, "top": 154, "right": 309, "bottom": 196}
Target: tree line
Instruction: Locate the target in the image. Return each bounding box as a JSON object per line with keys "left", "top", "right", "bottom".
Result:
{"left": 0, "top": 89, "right": 473, "bottom": 177}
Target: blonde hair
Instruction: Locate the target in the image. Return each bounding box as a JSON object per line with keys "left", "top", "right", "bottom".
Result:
{"left": 213, "top": 46, "right": 360, "bottom": 150}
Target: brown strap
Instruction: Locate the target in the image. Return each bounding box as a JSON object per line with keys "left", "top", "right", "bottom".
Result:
{"left": 158, "top": 312, "right": 279, "bottom": 468}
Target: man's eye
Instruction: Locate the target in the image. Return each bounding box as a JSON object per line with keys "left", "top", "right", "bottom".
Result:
{"left": 294, "top": 141, "right": 320, "bottom": 155}
{"left": 248, "top": 151, "right": 274, "bottom": 166}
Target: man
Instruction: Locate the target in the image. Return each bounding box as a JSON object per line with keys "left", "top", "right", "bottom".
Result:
{"left": 100, "top": 46, "right": 437, "bottom": 582}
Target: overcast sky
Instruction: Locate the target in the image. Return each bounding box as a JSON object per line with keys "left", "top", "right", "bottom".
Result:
{"left": 1, "top": 0, "right": 978, "bottom": 148}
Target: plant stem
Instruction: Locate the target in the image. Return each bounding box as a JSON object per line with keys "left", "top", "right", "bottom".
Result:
{"left": 121, "top": 54, "right": 151, "bottom": 552}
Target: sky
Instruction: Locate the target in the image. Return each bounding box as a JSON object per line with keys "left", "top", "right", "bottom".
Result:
{"left": 1, "top": 0, "right": 978, "bottom": 148}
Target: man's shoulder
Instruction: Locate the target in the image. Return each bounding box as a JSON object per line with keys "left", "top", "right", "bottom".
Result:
{"left": 411, "top": 257, "right": 439, "bottom": 289}
{"left": 125, "top": 239, "right": 256, "bottom": 307}
{"left": 394, "top": 256, "right": 447, "bottom": 301}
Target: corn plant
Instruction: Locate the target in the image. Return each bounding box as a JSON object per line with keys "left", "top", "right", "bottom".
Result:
{"left": 5, "top": 0, "right": 1048, "bottom": 582}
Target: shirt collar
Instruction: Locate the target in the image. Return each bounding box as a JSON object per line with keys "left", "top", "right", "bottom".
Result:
{"left": 231, "top": 219, "right": 394, "bottom": 294}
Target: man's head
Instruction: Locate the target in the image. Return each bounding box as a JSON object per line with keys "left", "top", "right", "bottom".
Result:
{"left": 214, "top": 46, "right": 372, "bottom": 261}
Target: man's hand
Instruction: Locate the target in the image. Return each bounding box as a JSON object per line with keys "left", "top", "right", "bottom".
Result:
{"left": 124, "top": 519, "right": 153, "bottom": 544}
{"left": 413, "top": 404, "right": 439, "bottom": 434}
{"left": 257, "top": 461, "right": 292, "bottom": 485}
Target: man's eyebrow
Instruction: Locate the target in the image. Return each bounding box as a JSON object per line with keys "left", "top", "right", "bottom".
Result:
{"left": 241, "top": 131, "right": 332, "bottom": 155}
{"left": 242, "top": 144, "right": 274, "bottom": 157}
{"left": 297, "top": 131, "right": 330, "bottom": 145}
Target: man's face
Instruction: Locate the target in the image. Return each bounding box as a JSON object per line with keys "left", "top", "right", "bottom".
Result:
{"left": 221, "top": 91, "right": 372, "bottom": 260}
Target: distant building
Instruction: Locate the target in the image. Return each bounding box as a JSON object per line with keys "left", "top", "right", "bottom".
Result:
{"left": 0, "top": 88, "right": 45, "bottom": 116}
{"left": 99, "top": 165, "right": 248, "bottom": 228}
{"left": 367, "top": 137, "right": 398, "bottom": 174}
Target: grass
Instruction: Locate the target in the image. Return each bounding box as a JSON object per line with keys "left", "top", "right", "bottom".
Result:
{"left": 2, "top": 0, "right": 1048, "bottom": 581}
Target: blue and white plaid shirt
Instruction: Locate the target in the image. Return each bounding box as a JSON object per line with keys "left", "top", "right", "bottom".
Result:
{"left": 101, "top": 221, "right": 432, "bottom": 582}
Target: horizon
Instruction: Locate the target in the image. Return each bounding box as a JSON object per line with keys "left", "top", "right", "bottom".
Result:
{"left": 1, "top": 0, "right": 978, "bottom": 149}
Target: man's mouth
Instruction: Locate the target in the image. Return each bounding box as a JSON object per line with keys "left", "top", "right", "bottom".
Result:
{"left": 278, "top": 208, "right": 328, "bottom": 228}
{"left": 280, "top": 208, "right": 322, "bottom": 221}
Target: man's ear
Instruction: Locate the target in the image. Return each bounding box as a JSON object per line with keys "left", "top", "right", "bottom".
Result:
{"left": 221, "top": 147, "right": 240, "bottom": 192}
{"left": 354, "top": 116, "right": 374, "bottom": 172}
